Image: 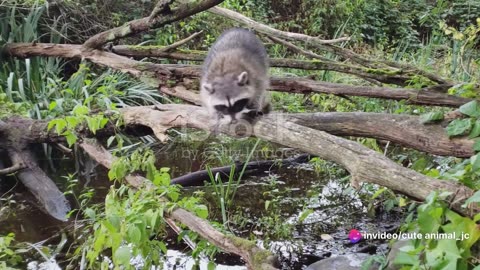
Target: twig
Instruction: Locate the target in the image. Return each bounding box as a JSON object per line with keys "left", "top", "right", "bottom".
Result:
{"left": 0, "top": 163, "right": 25, "bottom": 175}
{"left": 0, "top": 150, "right": 25, "bottom": 175}
{"left": 266, "top": 35, "right": 332, "bottom": 62}
{"left": 161, "top": 31, "right": 204, "bottom": 52}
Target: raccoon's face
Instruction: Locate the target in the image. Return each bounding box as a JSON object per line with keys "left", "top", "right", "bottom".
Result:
{"left": 201, "top": 71, "right": 255, "bottom": 123}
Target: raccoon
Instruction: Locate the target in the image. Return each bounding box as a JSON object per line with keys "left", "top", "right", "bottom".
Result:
{"left": 200, "top": 28, "right": 270, "bottom": 126}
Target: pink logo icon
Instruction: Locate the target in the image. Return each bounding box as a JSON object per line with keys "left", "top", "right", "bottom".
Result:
{"left": 348, "top": 229, "right": 362, "bottom": 243}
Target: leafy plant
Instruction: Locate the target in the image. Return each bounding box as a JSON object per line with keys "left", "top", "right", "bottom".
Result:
{"left": 0, "top": 233, "right": 23, "bottom": 268}
{"left": 71, "top": 148, "right": 210, "bottom": 269}
{"left": 394, "top": 192, "right": 480, "bottom": 269}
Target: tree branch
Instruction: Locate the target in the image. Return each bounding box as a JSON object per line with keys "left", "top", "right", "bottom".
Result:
{"left": 266, "top": 35, "right": 333, "bottom": 62}
{"left": 83, "top": 0, "right": 223, "bottom": 49}
{"left": 208, "top": 7, "right": 349, "bottom": 44}
{"left": 160, "top": 30, "right": 204, "bottom": 52}
{"left": 0, "top": 150, "right": 25, "bottom": 175}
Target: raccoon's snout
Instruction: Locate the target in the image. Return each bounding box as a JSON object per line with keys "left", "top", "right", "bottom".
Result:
{"left": 213, "top": 98, "right": 250, "bottom": 115}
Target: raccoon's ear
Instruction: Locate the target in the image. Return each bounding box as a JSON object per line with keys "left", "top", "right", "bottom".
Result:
{"left": 237, "top": 71, "right": 249, "bottom": 86}
{"left": 202, "top": 83, "right": 214, "bottom": 93}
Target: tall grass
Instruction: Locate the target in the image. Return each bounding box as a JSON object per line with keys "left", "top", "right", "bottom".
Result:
{"left": 207, "top": 139, "right": 261, "bottom": 225}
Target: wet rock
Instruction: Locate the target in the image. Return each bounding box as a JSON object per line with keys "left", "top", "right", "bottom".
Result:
{"left": 305, "top": 253, "right": 379, "bottom": 270}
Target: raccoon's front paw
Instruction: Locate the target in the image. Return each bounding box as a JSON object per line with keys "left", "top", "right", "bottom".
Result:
{"left": 241, "top": 109, "right": 265, "bottom": 123}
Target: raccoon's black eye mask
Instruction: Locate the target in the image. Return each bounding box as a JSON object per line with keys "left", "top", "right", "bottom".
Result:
{"left": 214, "top": 98, "right": 250, "bottom": 115}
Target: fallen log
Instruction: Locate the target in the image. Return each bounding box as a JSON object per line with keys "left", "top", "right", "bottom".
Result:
{"left": 3, "top": 43, "right": 470, "bottom": 108}
{"left": 171, "top": 154, "right": 311, "bottom": 186}
{"left": 121, "top": 104, "right": 478, "bottom": 217}
{"left": 289, "top": 112, "right": 474, "bottom": 157}
{"left": 0, "top": 119, "right": 70, "bottom": 221}
{"left": 0, "top": 110, "right": 473, "bottom": 159}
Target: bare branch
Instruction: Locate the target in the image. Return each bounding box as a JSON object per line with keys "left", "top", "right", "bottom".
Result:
{"left": 0, "top": 151, "right": 25, "bottom": 175}
{"left": 209, "top": 6, "right": 350, "bottom": 45}
{"left": 289, "top": 112, "right": 474, "bottom": 157}
{"left": 270, "top": 77, "right": 470, "bottom": 107}
{"left": 267, "top": 35, "right": 332, "bottom": 62}
{"left": 160, "top": 30, "right": 204, "bottom": 52}
{"left": 83, "top": 0, "right": 223, "bottom": 49}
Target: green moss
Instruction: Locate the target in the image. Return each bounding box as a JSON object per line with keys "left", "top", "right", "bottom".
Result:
{"left": 226, "top": 235, "right": 275, "bottom": 269}
{"left": 177, "top": 49, "right": 206, "bottom": 55}
{"left": 364, "top": 68, "right": 400, "bottom": 75}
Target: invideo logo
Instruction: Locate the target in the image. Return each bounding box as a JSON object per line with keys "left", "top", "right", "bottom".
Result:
{"left": 348, "top": 229, "right": 362, "bottom": 243}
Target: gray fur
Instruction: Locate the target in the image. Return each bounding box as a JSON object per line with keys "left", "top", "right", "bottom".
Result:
{"left": 200, "top": 28, "right": 270, "bottom": 125}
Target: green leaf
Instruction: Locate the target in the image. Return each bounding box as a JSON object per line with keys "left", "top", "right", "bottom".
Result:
{"left": 107, "top": 136, "right": 115, "bottom": 147}
{"left": 100, "top": 117, "right": 109, "bottom": 128}
{"left": 425, "top": 239, "right": 461, "bottom": 269}
{"left": 459, "top": 101, "right": 480, "bottom": 117}
{"left": 474, "top": 139, "right": 480, "bottom": 152}
{"left": 411, "top": 158, "right": 428, "bottom": 172}
{"left": 195, "top": 205, "right": 208, "bottom": 219}
{"left": 127, "top": 225, "right": 142, "bottom": 244}
{"left": 114, "top": 246, "right": 131, "bottom": 265}
{"left": 443, "top": 210, "right": 480, "bottom": 250}
{"left": 420, "top": 112, "right": 444, "bottom": 124}
{"left": 158, "top": 241, "right": 167, "bottom": 254}
{"left": 207, "top": 262, "right": 216, "bottom": 270}
{"left": 86, "top": 117, "right": 98, "bottom": 134}
{"left": 84, "top": 208, "right": 96, "bottom": 219}
{"left": 446, "top": 119, "right": 473, "bottom": 137}
{"left": 65, "top": 116, "right": 79, "bottom": 129}
{"left": 393, "top": 251, "right": 418, "bottom": 266}
{"left": 463, "top": 190, "right": 480, "bottom": 207}
{"left": 471, "top": 154, "right": 480, "bottom": 172}
{"left": 72, "top": 104, "right": 89, "bottom": 116}
{"left": 54, "top": 119, "right": 67, "bottom": 134}
{"left": 371, "top": 187, "right": 387, "bottom": 200}
{"left": 47, "top": 119, "right": 57, "bottom": 131}
{"left": 298, "top": 209, "right": 314, "bottom": 223}
{"left": 470, "top": 120, "right": 480, "bottom": 138}
{"left": 64, "top": 131, "right": 78, "bottom": 147}
{"left": 153, "top": 171, "right": 171, "bottom": 187}
{"left": 48, "top": 101, "right": 57, "bottom": 111}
